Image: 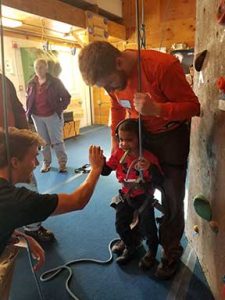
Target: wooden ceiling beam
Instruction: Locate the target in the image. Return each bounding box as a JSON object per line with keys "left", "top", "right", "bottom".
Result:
{"left": 2, "top": 0, "right": 86, "bottom": 28}
{"left": 2, "top": 0, "right": 126, "bottom": 40}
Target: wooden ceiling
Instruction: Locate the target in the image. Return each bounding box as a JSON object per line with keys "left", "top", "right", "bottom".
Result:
{"left": 2, "top": 5, "right": 83, "bottom": 46}
{"left": 1, "top": 0, "right": 126, "bottom": 46}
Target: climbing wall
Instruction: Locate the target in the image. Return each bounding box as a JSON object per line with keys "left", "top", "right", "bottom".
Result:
{"left": 186, "top": 1, "right": 225, "bottom": 299}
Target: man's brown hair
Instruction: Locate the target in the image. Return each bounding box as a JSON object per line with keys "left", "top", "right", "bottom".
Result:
{"left": 0, "top": 127, "right": 44, "bottom": 167}
{"left": 79, "top": 41, "right": 121, "bottom": 85}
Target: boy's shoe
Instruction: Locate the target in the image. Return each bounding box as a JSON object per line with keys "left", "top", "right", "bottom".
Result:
{"left": 139, "top": 251, "right": 157, "bottom": 270}
{"left": 25, "top": 226, "right": 55, "bottom": 243}
{"left": 116, "top": 246, "right": 137, "bottom": 265}
{"left": 111, "top": 240, "right": 125, "bottom": 255}
{"left": 154, "top": 257, "right": 180, "bottom": 280}
{"left": 112, "top": 239, "right": 143, "bottom": 256}
{"left": 41, "top": 163, "right": 51, "bottom": 173}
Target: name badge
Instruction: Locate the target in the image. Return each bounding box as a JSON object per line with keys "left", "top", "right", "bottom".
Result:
{"left": 118, "top": 99, "right": 131, "bottom": 109}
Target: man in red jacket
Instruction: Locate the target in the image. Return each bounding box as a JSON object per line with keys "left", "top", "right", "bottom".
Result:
{"left": 78, "top": 41, "right": 200, "bottom": 279}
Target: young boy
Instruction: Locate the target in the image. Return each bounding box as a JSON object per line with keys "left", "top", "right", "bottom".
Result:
{"left": 102, "top": 119, "right": 163, "bottom": 269}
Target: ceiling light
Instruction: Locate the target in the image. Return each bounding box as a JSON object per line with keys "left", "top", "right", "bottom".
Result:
{"left": 1, "top": 17, "right": 22, "bottom": 28}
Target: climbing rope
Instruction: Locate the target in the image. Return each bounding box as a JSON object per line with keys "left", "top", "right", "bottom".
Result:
{"left": 38, "top": 239, "right": 119, "bottom": 300}
{"left": 135, "top": 0, "right": 146, "bottom": 181}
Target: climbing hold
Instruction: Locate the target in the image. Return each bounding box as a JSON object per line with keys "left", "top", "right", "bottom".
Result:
{"left": 194, "top": 50, "right": 208, "bottom": 72}
{"left": 193, "top": 194, "right": 212, "bottom": 221}
{"left": 209, "top": 220, "right": 219, "bottom": 234}
{"left": 193, "top": 225, "right": 199, "bottom": 234}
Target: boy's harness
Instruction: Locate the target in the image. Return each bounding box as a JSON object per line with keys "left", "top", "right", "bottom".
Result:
{"left": 113, "top": 150, "right": 164, "bottom": 213}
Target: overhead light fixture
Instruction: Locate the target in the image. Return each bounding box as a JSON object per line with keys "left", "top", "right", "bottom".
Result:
{"left": 1, "top": 17, "right": 22, "bottom": 28}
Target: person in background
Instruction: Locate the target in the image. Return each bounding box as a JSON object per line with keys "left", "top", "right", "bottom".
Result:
{"left": 186, "top": 64, "right": 194, "bottom": 88}
{"left": 101, "top": 119, "right": 163, "bottom": 268}
{"left": 26, "top": 59, "right": 71, "bottom": 173}
{"left": 0, "top": 74, "right": 28, "bottom": 130}
{"left": 78, "top": 41, "right": 200, "bottom": 279}
{"left": 0, "top": 127, "right": 104, "bottom": 300}
{"left": 0, "top": 74, "right": 55, "bottom": 243}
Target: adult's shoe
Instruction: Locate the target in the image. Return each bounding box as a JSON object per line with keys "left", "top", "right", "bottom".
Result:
{"left": 59, "top": 165, "right": 67, "bottom": 173}
{"left": 40, "top": 163, "right": 51, "bottom": 173}
{"left": 25, "top": 226, "right": 55, "bottom": 243}
{"left": 154, "top": 257, "right": 180, "bottom": 280}
{"left": 139, "top": 251, "right": 157, "bottom": 270}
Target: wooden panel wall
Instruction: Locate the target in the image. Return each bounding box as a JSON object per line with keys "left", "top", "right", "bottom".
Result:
{"left": 92, "top": 87, "right": 111, "bottom": 125}
{"left": 122, "top": 0, "right": 196, "bottom": 49}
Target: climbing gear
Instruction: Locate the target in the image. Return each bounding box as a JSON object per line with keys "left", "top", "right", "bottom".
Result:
{"left": 74, "top": 164, "right": 90, "bottom": 174}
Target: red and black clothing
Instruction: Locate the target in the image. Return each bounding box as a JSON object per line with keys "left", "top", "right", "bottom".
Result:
{"left": 102, "top": 148, "right": 163, "bottom": 255}
{"left": 108, "top": 50, "right": 200, "bottom": 261}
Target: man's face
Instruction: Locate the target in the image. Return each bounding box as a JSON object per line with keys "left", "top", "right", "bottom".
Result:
{"left": 13, "top": 145, "right": 39, "bottom": 184}
{"left": 96, "top": 70, "right": 127, "bottom": 93}
{"left": 34, "top": 62, "right": 48, "bottom": 78}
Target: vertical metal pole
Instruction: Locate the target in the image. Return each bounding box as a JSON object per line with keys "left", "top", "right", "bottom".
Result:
{"left": 0, "top": 2, "right": 11, "bottom": 182}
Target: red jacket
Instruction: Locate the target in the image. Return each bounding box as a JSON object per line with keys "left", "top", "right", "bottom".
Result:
{"left": 109, "top": 50, "right": 200, "bottom": 136}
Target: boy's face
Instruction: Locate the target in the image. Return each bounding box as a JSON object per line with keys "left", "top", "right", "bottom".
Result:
{"left": 118, "top": 130, "right": 139, "bottom": 153}
{"left": 12, "top": 145, "right": 39, "bottom": 184}
{"left": 96, "top": 70, "right": 127, "bottom": 92}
